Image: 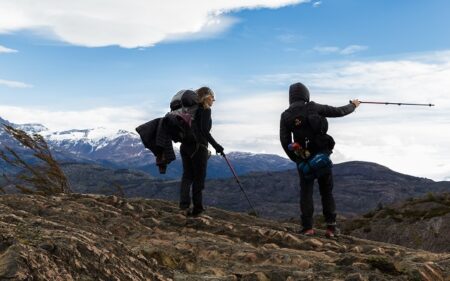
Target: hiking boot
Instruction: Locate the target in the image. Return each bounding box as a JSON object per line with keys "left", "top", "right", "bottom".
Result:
{"left": 191, "top": 208, "right": 205, "bottom": 217}
{"left": 325, "top": 225, "right": 340, "bottom": 238}
{"left": 180, "top": 207, "right": 192, "bottom": 217}
{"left": 300, "top": 228, "right": 315, "bottom": 236}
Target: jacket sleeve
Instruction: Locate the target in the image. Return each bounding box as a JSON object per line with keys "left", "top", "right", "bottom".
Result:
{"left": 314, "top": 102, "right": 356, "bottom": 118}
{"left": 279, "top": 113, "right": 298, "bottom": 162}
{"left": 199, "top": 108, "right": 221, "bottom": 150}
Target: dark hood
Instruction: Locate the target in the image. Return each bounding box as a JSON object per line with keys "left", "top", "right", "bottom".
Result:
{"left": 289, "top": 82, "right": 310, "bottom": 104}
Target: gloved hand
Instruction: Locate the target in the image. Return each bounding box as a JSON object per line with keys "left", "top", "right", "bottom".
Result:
{"left": 215, "top": 144, "right": 225, "bottom": 156}
{"left": 350, "top": 99, "right": 361, "bottom": 108}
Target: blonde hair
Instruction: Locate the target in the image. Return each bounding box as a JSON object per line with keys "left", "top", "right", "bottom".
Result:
{"left": 196, "top": 86, "right": 215, "bottom": 109}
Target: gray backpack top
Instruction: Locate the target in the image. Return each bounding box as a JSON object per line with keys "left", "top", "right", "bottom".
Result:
{"left": 163, "top": 90, "right": 199, "bottom": 143}
{"left": 169, "top": 90, "right": 199, "bottom": 126}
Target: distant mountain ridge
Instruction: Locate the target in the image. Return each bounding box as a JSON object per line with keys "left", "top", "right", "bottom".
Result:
{"left": 44, "top": 160, "right": 449, "bottom": 220}
{"left": 0, "top": 116, "right": 293, "bottom": 178}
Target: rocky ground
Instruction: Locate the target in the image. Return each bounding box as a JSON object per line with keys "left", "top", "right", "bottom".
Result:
{"left": 342, "top": 192, "right": 450, "bottom": 254}
{"left": 1, "top": 193, "right": 449, "bottom": 280}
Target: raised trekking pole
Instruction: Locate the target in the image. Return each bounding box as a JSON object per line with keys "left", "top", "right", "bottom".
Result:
{"left": 221, "top": 153, "right": 258, "bottom": 217}
{"left": 350, "top": 100, "right": 435, "bottom": 107}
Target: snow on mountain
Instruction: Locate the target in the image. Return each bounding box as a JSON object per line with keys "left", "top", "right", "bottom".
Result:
{"left": 16, "top": 123, "right": 49, "bottom": 134}
{"left": 47, "top": 127, "right": 130, "bottom": 143}
{"left": 43, "top": 128, "right": 140, "bottom": 151}
{"left": 40, "top": 127, "right": 154, "bottom": 167}
{"left": 0, "top": 117, "right": 12, "bottom": 126}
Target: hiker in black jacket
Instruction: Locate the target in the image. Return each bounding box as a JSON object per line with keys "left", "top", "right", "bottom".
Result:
{"left": 179, "top": 86, "right": 224, "bottom": 217}
{"left": 280, "top": 82, "right": 360, "bottom": 237}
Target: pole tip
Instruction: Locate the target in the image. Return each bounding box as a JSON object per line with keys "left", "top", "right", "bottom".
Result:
{"left": 248, "top": 210, "right": 258, "bottom": 217}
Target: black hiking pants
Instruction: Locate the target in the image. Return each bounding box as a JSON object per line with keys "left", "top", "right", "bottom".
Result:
{"left": 179, "top": 143, "right": 208, "bottom": 213}
{"left": 298, "top": 169, "right": 336, "bottom": 229}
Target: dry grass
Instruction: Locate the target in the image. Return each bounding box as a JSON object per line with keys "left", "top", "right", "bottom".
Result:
{"left": 112, "top": 182, "right": 125, "bottom": 198}
{"left": 0, "top": 124, "right": 71, "bottom": 195}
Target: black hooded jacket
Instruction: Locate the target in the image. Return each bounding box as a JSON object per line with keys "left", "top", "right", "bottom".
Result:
{"left": 192, "top": 105, "right": 221, "bottom": 151}
{"left": 280, "top": 83, "right": 356, "bottom": 162}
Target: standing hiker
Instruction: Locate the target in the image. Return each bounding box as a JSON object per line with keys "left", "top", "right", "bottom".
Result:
{"left": 179, "top": 86, "right": 224, "bottom": 217}
{"left": 279, "top": 82, "right": 360, "bottom": 237}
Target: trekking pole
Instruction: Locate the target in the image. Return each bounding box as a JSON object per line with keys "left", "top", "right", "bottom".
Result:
{"left": 221, "top": 153, "right": 258, "bottom": 217}
{"left": 350, "top": 100, "right": 435, "bottom": 107}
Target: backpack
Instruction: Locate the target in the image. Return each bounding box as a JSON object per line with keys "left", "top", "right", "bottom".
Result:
{"left": 162, "top": 90, "right": 199, "bottom": 143}
{"left": 288, "top": 103, "right": 335, "bottom": 157}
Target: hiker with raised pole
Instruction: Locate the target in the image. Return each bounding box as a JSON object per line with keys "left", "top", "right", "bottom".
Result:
{"left": 279, "top": 82, "right": 360, "bottom": 238}
{"left": 179, "top": 87, "right": 224, "bottom": 217}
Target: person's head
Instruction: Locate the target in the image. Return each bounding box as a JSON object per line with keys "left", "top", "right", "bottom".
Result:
{"left": 289, "top": 82, "right": 310, "bottom": 104}
{"left": 196, "top": 86, "right": 215, "bottom": 108}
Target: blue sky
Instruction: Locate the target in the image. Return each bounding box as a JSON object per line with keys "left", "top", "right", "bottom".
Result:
{"left": 1, "top": 0, "right": 450, "bottom": 180}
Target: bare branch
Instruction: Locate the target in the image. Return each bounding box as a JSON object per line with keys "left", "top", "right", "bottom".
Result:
{"left": 0, "top": 124, "right": 72, "bottom": 194}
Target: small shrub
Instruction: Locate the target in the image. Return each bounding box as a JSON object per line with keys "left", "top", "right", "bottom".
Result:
{"left": 363, "top": 211, "right": 375, "bottom": 218}
{"left": 426, "top": 192, "right": 435, "bottom": 202}
{"left": 366, "top": 256, "right": 399, "bottom": 275}
{"left": 0, "top": 124, "right": 71, "bottom": 195}
{"left": 113, "top": 182, "right": 125, "bottom": 198}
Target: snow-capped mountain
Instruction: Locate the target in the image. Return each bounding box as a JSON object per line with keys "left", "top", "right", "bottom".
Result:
{"left": 45, "top": 128, "right": 154, "bottom": 167}
{"left": 16, "top": 123, "right": 49, "bottom": 134}
{"left": 0, "top": 117, "right": 293, "bottom": 178}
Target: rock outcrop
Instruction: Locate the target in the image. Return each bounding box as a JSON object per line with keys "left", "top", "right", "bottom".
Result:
{"left": 1, "top": 193, "right": 449, "bottom": 280}
{"left": 343, "top": 192, "right": 450, "bottom": 254}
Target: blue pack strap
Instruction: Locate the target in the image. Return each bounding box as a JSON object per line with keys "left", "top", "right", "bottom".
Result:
{"left": 297, "top": 153, "right": 332, "bottom": 179}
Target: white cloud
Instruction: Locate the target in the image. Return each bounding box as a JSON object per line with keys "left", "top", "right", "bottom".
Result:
{"left": 212, "top": 92, "right": 287, "bottom": 152}
{"left": 313, "top": 1, "right": 322, "bottom": 8}
{"left": 277, "top": 33, "right": 299, "bottom": 44}
{"left": 314, "top": 46, "right": 340, "bottom": 53}
{"left": 0, "top": 0, "right": 306, "bottom": 48}
{"left": 0, "top": 79, "right": 33, "bottom": 88}
{"left": 330, "top": 120, "right": 450, "bottom": 182}
{"left": 252, "top": 50, "right": 450, "bottom": 104}
{"left": 0, "top": 45, "right": 18, "bottom": 53}
{"left": 340, "top": 45, "right": 368, "bottom": 55}
{"left": 314, "top": 45, "right": 368, "bottom": 55}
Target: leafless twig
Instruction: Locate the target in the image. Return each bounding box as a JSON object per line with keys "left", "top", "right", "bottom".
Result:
{"left": 0, "top": 124, "right": 71, "bottom": 195}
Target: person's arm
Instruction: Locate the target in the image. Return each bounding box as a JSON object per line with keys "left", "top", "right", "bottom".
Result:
{"left": 279, "top": 114, "right": 298, "bottom": 162}
{"left": 314, "top": 100, "right": 359, "bottom": 117}
{"left": 199, "top": 108, "right": 224, "bottom": 154}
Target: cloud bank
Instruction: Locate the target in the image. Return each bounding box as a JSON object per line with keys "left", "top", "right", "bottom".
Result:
{"left": 314, "top": 45, "right": 368, "bottom": 55}
{"left": 0, "top": 79, "right": 33, "bottom": 88}
{"left": 313, "top": 1, "right": 322, "bottom": 8}
{"left": 0, "top": 45, "right": 18, "bottom": 53}
{"left": 0, "top": 0, "right": 305, "bottom": 48}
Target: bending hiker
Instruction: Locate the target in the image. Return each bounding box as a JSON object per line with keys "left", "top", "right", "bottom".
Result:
{"left": 279, "top": 82, "right": 360, "bottom": 237}
{"left": 180, "top": 87, "right": 224, "bottom": 217}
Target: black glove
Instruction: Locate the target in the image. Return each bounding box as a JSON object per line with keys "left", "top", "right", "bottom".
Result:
{"left": 215, "top": 144, "right": 224, "bottom": 156}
